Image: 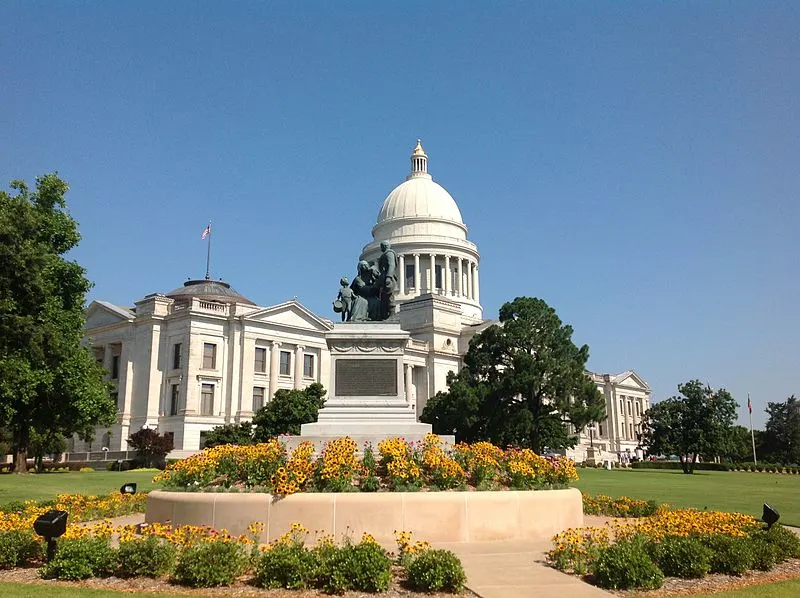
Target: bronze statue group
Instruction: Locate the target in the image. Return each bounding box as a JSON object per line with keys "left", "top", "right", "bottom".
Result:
{"left": 334, "top": 240, "right": 397, "bottom": 322}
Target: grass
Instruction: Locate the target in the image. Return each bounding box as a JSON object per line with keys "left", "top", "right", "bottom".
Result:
{"left": 0, "top": 470, "right": 158, "bottom": 505}
{"left": 574, "top": 467, "right": 800, "bottom": 525}
{"left": 0, "top": 582, "right": 206, "bottom": 597}
{"left": 632, "top": 579, "right": 800, "bottom": 597}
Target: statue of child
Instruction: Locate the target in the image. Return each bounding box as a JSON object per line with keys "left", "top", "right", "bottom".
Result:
{"left": 335, "top": 277, "right": 354, "bottom": 322}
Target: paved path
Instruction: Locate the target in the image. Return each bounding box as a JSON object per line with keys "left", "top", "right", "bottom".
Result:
{"left": 435, "top": 539, "right": 613, "bottom": 598}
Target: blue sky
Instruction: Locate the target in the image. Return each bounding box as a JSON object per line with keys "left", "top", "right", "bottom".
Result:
{"left": 2, "top": 2, "right": 798, "bottom": 428}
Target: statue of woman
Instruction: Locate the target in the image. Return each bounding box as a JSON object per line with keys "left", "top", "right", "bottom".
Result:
{"left": 348, "top": 261, "right": 379, "bottom": 321}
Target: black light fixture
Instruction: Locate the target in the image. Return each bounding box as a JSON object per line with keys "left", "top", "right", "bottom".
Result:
{"left": 120, "top": 482, "right": 137, "bottom": 495}
{"left": 762, "top": 503, "right": 780, "bottom": 530}
{"left": 33, "top": 510, "right": 68, "bottom": 561}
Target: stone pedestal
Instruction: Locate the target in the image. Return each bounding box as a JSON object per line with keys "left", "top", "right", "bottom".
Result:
{"left": 296, "top": 322, "right": 449, "bottom": 451}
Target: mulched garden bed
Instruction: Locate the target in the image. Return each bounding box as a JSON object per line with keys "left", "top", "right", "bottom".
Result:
{"left": 0, "top": 566, "right": 479, "bottom": 597}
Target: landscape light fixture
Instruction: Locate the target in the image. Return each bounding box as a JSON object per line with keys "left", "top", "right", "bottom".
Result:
{"left": 120, "top": 482, "right": 137, "bottom": 495}
{"left": 762, "top": 503, "right": 780, "bottom": 530}
{"left": 33, "top": 510, "right": 68, "bottom": 561}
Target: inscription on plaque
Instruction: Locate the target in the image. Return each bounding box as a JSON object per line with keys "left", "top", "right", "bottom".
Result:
{"left": 335, "top": 359, "right": 398, "bottom": 396}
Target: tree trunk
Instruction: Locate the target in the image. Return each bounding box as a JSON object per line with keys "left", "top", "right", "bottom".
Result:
{"left": 13, "top": 425, "right": 29, "bottom": 473}
{"left": 680, "top": 454, "right": 691, "bottom": 474}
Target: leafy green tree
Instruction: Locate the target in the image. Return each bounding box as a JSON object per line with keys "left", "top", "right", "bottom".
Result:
{"left": 763, "top": 396, "right": 800, "bottom": 465}
{"left": 252, "top": 383, "right": 327, "bottom": 440}
{"left": 720, "top": 425, "right": 756, "bottom": 464}
{"left": 203, "top": 421, "right": 254, "bottom": 448}
{"left": 0, "top": 174, "right": 115, "bottom": 472}
{"left": 421, "top": 297, "right": 606, "bottom": 452}
{"left": 640, "top": 380, "right": 738, "bottom": 473}
{"left": 30, "top": 430, "right": 68, "bottom": 472}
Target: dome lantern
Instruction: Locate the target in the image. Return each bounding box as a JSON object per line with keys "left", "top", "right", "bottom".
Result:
{"left": 409, "top": 139, "right": 429, "bottom": 179}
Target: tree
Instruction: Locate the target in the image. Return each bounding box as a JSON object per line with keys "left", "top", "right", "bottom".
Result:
{"left": 128, "top": 429, "right": 174, "bottom": 469}
{"left": 203, "top": 421, "right": 254, "bottom": 448}
{"left": 421, "top": 297, "right": 606, "bottom": 453}
{"left": 763, "top": 396, "right": 800, "bottom": 465}
{"left": 252, "top": 383, "right": 327, "bottom": 441}
{"left": 0, "top": 174, "right": 116, "bottom": 472}
{"left": 640, "top": 380, "right": 738, "bottom": 474}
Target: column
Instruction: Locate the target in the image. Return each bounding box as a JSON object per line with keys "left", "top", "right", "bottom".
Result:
{"left": 457, "top": 258, "right": 463, "bottom": 296}
{"left": 444, "top": 255, "right": 451, "bottom": 296}
{"left": 293, "top": 345, "right": 305, "bottom": 389}
{"left": 268, "top": 341, "right": 281, "bottom": 400}
{"left": 398, "top": 254, "right": 406, "bottom": 295}
{"left": 467, "top": 262, "right": 473, "bottom": 300}
{"left": 404, "top": 364, "right": 414, "bottom": 407}
{"left": 413, "top": 254, "right": 420, "bottom": 292}
{"left": 473, "top": 265, "right": 480, "bottom": 303}
{"left": 429, "top": 254, "right": 436, "bottom": 292}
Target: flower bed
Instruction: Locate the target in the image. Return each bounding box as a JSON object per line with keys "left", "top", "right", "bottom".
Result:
{"left": 154, "top": 434, "right": 578, "bottom": 495}
{"left": 547, "top": 507, "right": 800, "bottom": 590}
{"left": 0, "top": 511, "right": 467, "bottom": 594}
{"left": 582, "top": 493, "right": 660, "bottom": 517}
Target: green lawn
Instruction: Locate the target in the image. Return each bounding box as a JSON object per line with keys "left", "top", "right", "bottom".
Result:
{"left": 0, "top": 582, "right": 204, "bottom": 597}
{"left": 632, "top": 579, "right": 800, "bottom": 598}
{"left": 0, "top": 470, "right": 158, "bottom": 505}
{"left": 574, "top": 468, "right": 800, "bottom": 526}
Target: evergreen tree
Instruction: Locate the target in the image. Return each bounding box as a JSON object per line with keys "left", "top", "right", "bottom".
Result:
{"left": 763, "top": 396, "right": 800, "bottom": 465}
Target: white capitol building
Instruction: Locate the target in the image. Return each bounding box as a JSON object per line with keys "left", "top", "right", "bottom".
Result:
{"left": 80, "top": 141, "right": 650, "bottom": 462}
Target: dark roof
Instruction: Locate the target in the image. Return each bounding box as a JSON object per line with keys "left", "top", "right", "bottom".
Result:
{"left": 165, "top": 279, "right": 256, "bottom": 305}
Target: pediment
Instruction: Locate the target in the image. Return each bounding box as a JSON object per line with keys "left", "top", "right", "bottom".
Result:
{"left": 244, "top": 300, "right": 334, "bottom": 333}
{"left": 84, "top": 301, "right": 135, "bottom": 330}
{"left": 614, "top": 370, "right": 651, "bottom": 392}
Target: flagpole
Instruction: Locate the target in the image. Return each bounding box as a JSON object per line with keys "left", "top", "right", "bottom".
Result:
{"left": 749, "top": 392, "right": 757, "bottom": 467}
{"left": 204, "top": 221, "right": 212, "bottom": 280}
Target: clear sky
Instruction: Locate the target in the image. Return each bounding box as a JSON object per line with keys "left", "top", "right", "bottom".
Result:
{"left": 2, "top": 2, "right": 798, "bottom": 428}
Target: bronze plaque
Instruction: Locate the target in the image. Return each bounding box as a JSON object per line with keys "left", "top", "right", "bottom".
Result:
{"left": 335, "top": 359, "right": 398, "bottom": 396}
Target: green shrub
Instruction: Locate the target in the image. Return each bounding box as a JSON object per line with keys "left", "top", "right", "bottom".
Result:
{"left": 39, "top": 537, "right": 116, "bottom": 580}
{"left": 317, "top": 541, "right": 392, "bottom": 594}
{"left": 630, "top": 461, "right": 729, "bottom": 472}
{"left": 0, "top": 530, "right": 43, "bottom": 569}
{"left": 116, "top": 536, "right": 176, "bottom": 578}
{"left": 650, "top": 536, "right": 711, "bottom": 579}
{"left": 172, "top": 541, "right": 247, "bottom": 587}
{"left": 592, "top": 538, "right": 663, "bottom": 590}
{"left": 255, "top": 542, "right": 318, "bottom": 590}
{"left": 704, "top": 535, "right": 754, "bottom": 575}
{"left": 405, "top": 549, "right": 466, "bottom": 593}
{"left": 759, "top": 525, "right": 800, "bottom": 560}
{"left": 749, "top": 535, "right": 780, "bottom": 571}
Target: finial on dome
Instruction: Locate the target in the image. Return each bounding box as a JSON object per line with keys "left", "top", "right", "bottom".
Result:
{"left": 410, "top": 138, "right": 428, "bottom": 177}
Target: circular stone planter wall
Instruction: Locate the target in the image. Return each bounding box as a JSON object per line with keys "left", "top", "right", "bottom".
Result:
{"left": 145, "top": 488, "right": 583, "bottom": 544}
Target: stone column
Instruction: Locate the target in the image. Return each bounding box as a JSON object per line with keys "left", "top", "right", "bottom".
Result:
{"left": 398, "top": 254, "right": 406, "bottom": 295}
{"left": 457, "top": 258, "right": 463, "bottom": 296}
{"left": 293, "top": 345, "right": 305, "bottom": 389}
{"left": 413, "top": 254, "right": 420, "bottom": 292}
{"left": 444, "top": 255, "right": 451, "bottom": 296}
{"left": 404, "top": 364, "right": 414, "bottom": 407}
{"left": 467, "top": 261, "right": 473, "bottom": 300}
{"left": 473, "top": 265, "right": 480, "bottom": 303}
{"left": 269, "top": 341, "right": 281, "bottom": 400}
{"left": 429, "top": 254, "right": 436, "bottom": 292}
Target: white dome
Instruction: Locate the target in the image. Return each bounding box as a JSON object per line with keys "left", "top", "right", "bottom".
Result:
{"left": 377, "top": 176, "right": 464, "bottom": 225}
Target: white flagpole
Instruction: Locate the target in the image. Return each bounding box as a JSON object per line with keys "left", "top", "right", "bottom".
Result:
{"left": 204, "top": 221, "right": 212, "bottom": 280}
{"left": 749, "top": 392, "right": 757, "bottom": 467}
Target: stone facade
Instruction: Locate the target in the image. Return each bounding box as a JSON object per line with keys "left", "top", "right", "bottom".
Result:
{"left": 79, "top": 141, "right": 650, "bottom": 461}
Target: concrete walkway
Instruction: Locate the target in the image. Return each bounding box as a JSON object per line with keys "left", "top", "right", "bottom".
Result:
{"left": 435, "top": 539, "right": 613, "bottom": 598}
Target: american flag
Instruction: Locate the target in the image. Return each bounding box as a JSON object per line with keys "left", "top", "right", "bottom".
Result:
{"left": 201, "top": 224, "right": 211, "bottom": 240}
{"left": 747, "top": 394, "right": 752, "bottom": 414}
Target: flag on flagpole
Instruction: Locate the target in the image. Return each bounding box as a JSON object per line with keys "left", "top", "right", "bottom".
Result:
{"left": 747, "top": 394, "right": 752, "bottom": 414}
{"left": 201, "top": 224, "right": 211, "bottom": 240}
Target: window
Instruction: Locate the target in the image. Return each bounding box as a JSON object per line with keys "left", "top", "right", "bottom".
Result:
{"left": 635, "top": 402, "right": 640, "bottom": 417}
{"left": 254, "top": 347, "right": 267, "bottom": 373}
{"left": 200, "top": 383, "right": 214, "bottom": 415}
{"left": 203, "top": 343, "right": 216, "bottom": 369}
{"left": 169, "top": 384, "right": 180, "bottom": 416}
{"left": 173, "top": 343, "right": 182, "bottom": 369}
{"left": 619, "top": 399, "right": 624, "bottom": 415}
{"left": 435, "top": 265, "right": 443, "bottom": 289}
{"left": 111, "top": 355, "right": 120, "bottom": 379}
{"left": 405, "top": 264, "right": 415, "bottom": 289}
{"left": 279, "top": 351, "right": 291, "bottom": 376}
{"left": 629, "top": 423, "right": 634, "bottom": 438}
{"left": 253, "top": 386, "right": 265, "bottom": 412}
{"left": 303, "top": 354, "right": 314, "bottom": 378}
{"left": 598, "top": 424, "right": 603, "bottom": 437}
